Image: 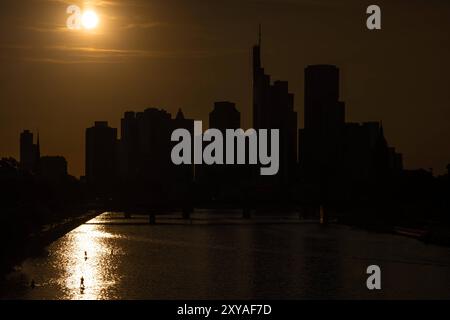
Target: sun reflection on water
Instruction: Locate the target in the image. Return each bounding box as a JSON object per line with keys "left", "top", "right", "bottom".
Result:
{"left": 58, "top": 224, "right": 121, "bottom": 300}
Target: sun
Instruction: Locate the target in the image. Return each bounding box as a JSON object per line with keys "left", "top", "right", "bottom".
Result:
{"left": 81, "top": 10, "right": 99, "bottom": 30}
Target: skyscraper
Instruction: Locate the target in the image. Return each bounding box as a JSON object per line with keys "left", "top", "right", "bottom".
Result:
{"left": 20, "top": 130, "right": 40, "bottom": 173}
{"left": 299, "top": 65, "right": 403, "bottom": 188}
{"left": 172, "top": 108, "right": 195, "bottom": 185}
{"left": 85, "top": 121, "right": 117, "bottom": 186}
{"left": 252, "top": 26, "right": 298, "bottom": 184}
{"left": 117, "top": 107, "right": 194, "bottom": 185}
{"left": 209, "top": 101, "right": 240, "bottom": 131}
{"left": 202, "top": 101, "right": 243, "bottom": 190}
{"left": 136, "top": 108, "right": 173, "bottom": 184}
{"left": 118, "top": 111, "right": 139, "bottom": 180}
{"left": 299, "top": 65, "right": 345, "bottom": 181}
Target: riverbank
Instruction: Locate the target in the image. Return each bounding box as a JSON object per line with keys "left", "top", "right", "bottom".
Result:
{"left": 0, "top": 210, "right": 101, "bottom": 279}
{"left": 342, "top": 220, "right": 450, "bottom": 248}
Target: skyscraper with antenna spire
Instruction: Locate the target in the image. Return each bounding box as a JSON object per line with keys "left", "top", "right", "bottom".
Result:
{"left": 252, "top": 25, "right": 298, "bottom": 184}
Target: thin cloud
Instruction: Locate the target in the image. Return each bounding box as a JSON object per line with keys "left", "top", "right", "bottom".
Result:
{"left": 1, "top": 43, "right": 247, "bottom": 64}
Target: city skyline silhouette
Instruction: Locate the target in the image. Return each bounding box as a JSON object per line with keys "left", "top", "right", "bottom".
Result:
{"left": 2, "top": 1, "right": 450, "bottom": 303}
{"left": 12, "top": 29, "right": 430, "bottom": 187}
{"left": 1, "top": 0, "right": 450, "bottom": 177}
{"left": 8, "top": 31, "right": 445, "bottom": 181}
{"left": 11, "top": 31, "right": 442, "bottom": 216}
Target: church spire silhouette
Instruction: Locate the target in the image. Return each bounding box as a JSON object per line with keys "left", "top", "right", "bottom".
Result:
{"left": 176, "top": 108, "right": 185, "bottom": 120}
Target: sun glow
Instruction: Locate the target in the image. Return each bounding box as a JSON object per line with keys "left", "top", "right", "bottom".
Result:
{"left": 81, "top": 10, "right": 99, "bottom": 30}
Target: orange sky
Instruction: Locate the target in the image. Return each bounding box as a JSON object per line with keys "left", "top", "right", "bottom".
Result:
{"left": 1, "top": 0, "right": 450, "bottom": 177}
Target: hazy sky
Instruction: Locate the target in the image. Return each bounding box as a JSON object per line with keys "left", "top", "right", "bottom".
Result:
{"left": 1, "top": 0, "right": 449, "bottom": 177}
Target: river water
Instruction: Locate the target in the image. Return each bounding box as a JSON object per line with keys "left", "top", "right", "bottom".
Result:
{"left": 2, "top": 211, "right": 450, "bottom": 300}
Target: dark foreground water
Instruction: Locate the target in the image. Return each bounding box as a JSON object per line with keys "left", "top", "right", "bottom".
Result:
{"left": 2, "top": 211, "right": 450, "bottom": 300}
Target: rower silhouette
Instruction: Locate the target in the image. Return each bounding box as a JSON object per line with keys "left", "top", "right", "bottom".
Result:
{"left": 80, "top": 276, "right": 85, "bottom": 289}
{"left": 80, "top": 276, "right": 85, "bottom": 294}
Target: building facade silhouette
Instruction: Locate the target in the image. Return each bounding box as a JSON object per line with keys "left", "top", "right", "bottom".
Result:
{"left": 252, "top": 28, "right": 298, "bottom": 184}
{"left": 40, "top": 156, "right": 68, "bottom": 182}
{"left": 299, "top": 65, "right": 403, "bottom": 191}
{"left": 171, "top": 108, "right": 195, "bottom": 186}
{"left": 299, "top": 65, "right": 345, "bottom": 182}
{"left": 197, "top": 101, "right": 245, "bottom": 196}
{"left": 85, "top": 121, "right": 117, "bottom": 186}
{"left": 117, "top": 108, "right": 194, "bottom": 187}
{"left": 81, "top": 30, "right": 406, "bottom": 204}
{"left": 20, "top": 130, "right": 40, "bottom": 173}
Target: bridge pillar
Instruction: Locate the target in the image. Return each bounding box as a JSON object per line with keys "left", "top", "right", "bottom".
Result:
{"left": 182, "top": 206, "right": 193, "bottom": 219}
{"left": 243, "top": 207, "right": 251, "bottom": 219}
{"left": 149, "top": 213, "right": 156, "bottom": 225}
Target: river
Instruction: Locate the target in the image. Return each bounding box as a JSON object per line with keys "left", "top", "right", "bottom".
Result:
{"left": 2, "top": 211, "right": 450, "bottom": 300}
